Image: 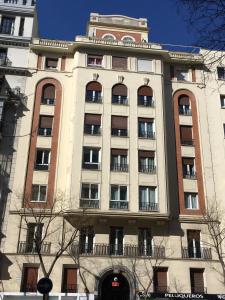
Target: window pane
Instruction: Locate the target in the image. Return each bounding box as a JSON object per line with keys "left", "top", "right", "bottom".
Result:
{"left": 81, "top": 184, "right": 90, "bottom": 199}
{"left": 111, "top": 186, "right": 118, "bottom": 200}
{"left": 31, "top": 185, "right": 39, "bottom": 201}
{"left": 120, "top": 186, "right": 127, "bottom": 200}
{"left": 39, "top": 186, "right": 47, "bottom": 201}
{"left": 83, "top": 149, "right": 90, "bottom": 162}
{"left": 91, "top": 185, "right": 98, "bottom": 199}
{"left": 149, "top": 188, "right": 155, "bottom": 203}
{"left": 92, "top": 149, "right": 99, "bottom": 163}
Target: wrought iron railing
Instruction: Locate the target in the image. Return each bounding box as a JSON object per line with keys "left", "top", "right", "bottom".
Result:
{"left": 183, "top": 172, "right": 197, "bottom": 179}
{"left": 139, "top": 202, "right": 159, "bottom": 211}
{"left": 109, "top": 200, "right": 128, "bottom": 210}
{"left": 111, "top": 163, "right": 128, "bottom": 172}
{"left": 111, "top": 129, "right": 128, "bottom": 137}
{"left": 138, "top": 130, "right": 155, "bottom": 139}
{"left": 80, "top": 199, "right": 99, "bottom": 209}
{"left": 18, "top": 241, "right": 51, "bottom": 254}
{"left": 139, "top": 165, "right": 156, "bottom": 174}
{"left": 182, "top": 247, "right": 212, "bottom": 260}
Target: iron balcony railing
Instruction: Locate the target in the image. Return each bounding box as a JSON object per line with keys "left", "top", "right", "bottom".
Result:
{"left": 34, "top": 164, "right": 49, "bottom": 171}
{"left": 111, "top": 163, "right": 128, "bottom": 172}
{"left": 109, "top": 200, "right": 129, "bottom": 210}
{"left": 71, "top": 243, "right": 165, "bottom": 258}
{"left": 82, "top": 162, "right": 101, "bottom": 170}
{"left": 112, "top": 95, "right": 128, "bottom": 105}
{"left": 41, "top": 98, "right": 55, "bottom": 105}
{"left": 139, "top": 165, "right": 156, "bottom": 174}
{"left": 84, "top": 125, "right": 101, "bottom": 135}
{"left": 138, "top": 130, "right": 155, "bottom": 139}
{"left": 179, "top": 107, "right": 192, "bottom": 116}
{"left": 111, "top": 129, "right": 128, "bottom": 137}
{"left": 139, "top": 202, "right": 159, "bottom": 211}
{"left": 80, "top": 199, "right": 99, "bottom": 209}
{"left": 183, "top": 171, "right": 197, "bottom": 179}
{"left": 18, "top": 241, "right": 51, "bottom": 254}
{"left": 85, "top": 94, "right": 102, "bottom": 103}
{"left": 38, "top": 128, "right": 52, "bottom": 136}
{"left": 182, "top": 247, "right": 212, "bottom": 260}
{"left": 138, "top": 97, "right": 154, "bottom": 107}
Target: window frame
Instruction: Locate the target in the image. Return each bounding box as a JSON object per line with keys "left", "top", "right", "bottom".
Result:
{"left": 184, "top": 193, "right": 198, "bottom": 209}
{"left": 111, "top": 185, "right": 128, "bottom": 202}
{"left": 87, "top": 54, "right": 103, "bottom": 67}
{"left": 81, "top": 183, "right": 100, "bottom": 200}
{"left": 217, "top": 67, "right": 225, "bottom": 80}
{"left": 176, "top": 69, "right": 189, "bottom": 82}
{"left": 45, "top": 57, "right": 58, "bottom": 70}
{"left": 35, "top": 149, "right": 51, "bottom": 170}
{"left": 31, "top": 184, "right": 47, "bottom": 202}
{"left": 137, "top": 58, "right": 153, "bottom": 73}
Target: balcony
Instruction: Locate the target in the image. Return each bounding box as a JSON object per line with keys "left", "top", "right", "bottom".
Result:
{"left": 82, "top": 162, "right": 101, "bottom": 170}
{"left": 109, "top": 200, "right": 128, "bottom": 210}
{"left": 85, "top": 95, "right": 102, "bottom": 103}
{"left": 139, "top": 165, "right": 156, "bottom": 174}
{"left": 84, "top": 125, "right": 101, "bottom": 135}
{"left": 80, "top": 199, "right": 99, "bottom": 209}
{"left": 71, "top": 243, "right": 165, "bottom": 258}
{"left": 183, "top": 172, "right": 197, "bottom": 179}
{"left": 182, "top": 247, "right": 212, "bottom": 260}
{"left": 34, "top": 164, "right": 49, "bottom": 171}
{"left": 139, "top": 202, "right": 159, "bottom": 212}
{"left": 111, "top": 163, "right": 128, "bottom": 172}
{"left": 112, "top": 95, "right": 128, "bottom": 105}
{"left": 138, "top": 130, "right": 155, "bottom": 139}
{"left": 181, "top": 139, "right": 194, "bottom": 146}
{"left": 138, "top": 97, "right": 154, "bottom": 107}
{"left": 38, "top": 128, "right": 52, "bottom": 136}
{"left": 18, "top": 241, "right": 51, "bottom": 254}
{"left": 41, "top": 98, "right": 55, "bottom": 105}
{"left": 111, "top": 129, "right": 128, "bottom": 137}
{"left": 179, "top": 107, "right": 192, "bottom": 116}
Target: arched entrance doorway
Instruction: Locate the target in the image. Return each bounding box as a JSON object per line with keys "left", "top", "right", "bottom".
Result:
{"left": 101, "top": 272, "right": 130, "bottom": 300}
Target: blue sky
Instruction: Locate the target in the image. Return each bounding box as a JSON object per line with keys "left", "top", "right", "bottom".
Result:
{"left": 36, "top": 0, "right": 196, "bottom": 47}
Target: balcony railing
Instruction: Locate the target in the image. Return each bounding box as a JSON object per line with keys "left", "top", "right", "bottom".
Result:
{"left": 0, "top": 57, "right": 12, "bottom": 67}
{"left": 179, "top": 108, "right": 192, "bottom": 115}
{"left": 183, "top": 172, "right": 197, "bottom": 179}
{"left": 138, "top": 130, "right": 155, "bottom": 139}
{"left": 138, "top": 97, "right": 155, "bottom": 107}
{"left": 139, "top": 202, "right": 159, "bottom": 211}
{"left": 111, "top": 129, "right": 128, "bottom": 137}
{"left": 38, "top": 128, "right": 52, "bottom": 136}
{"left": 139, "top": 165, "right": 156, "bottom": 174}
{"left": 62, "top": 284, "right": 78, "bottom": 293}
{"left": 84, "top": 125, "right": 101, "bottom": 135}
{"left": 18, "top": 241, "right": 51, "bottom": 254}
{"left": 80, "top": 199, "right": 99, "bottom": 209}
{"left": 85, "top": 94, "right": 102, "bottom": 103}
{"left": 111, "top": 163, "right": 128, "bottom": 172}
{"left": 182, "top": 247, "right": 212, "bottom": 260}
{"left": 34, "top": 164, "right": 49, "bottom": 171}
{"left": 71, "top": 243, "right": 165, "bottom": 258}
{"left": 112, "top": 95, "right": 128, "bottom": 105}
{"left": 181, "top": 139, "right": 194, "bottom": 146}
{"left": 41, "top": 98, "right": 55, "bottom": 105}
{"left": 82, "top": 162, "right": 101, "bottom": 170}
{"left": 109, "top": 200, "right": 128, "bottom": 210}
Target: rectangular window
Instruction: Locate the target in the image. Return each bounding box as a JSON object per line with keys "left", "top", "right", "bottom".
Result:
{"left": 25, "top": 223, "right": 43, "bottom": 253}
{"left": 221, "top": 95, "right": 225, "bottom": 108}
{"left": 62, "top": 267, "right": 77, "bottom": 293}
{"left": 139, "top": 186, "right": 158, "bottom": 211}
{"left": 35, "top": 149, "right": 51, "bottom": 170}
{"left": 87, "top": 55, "right": 103, "bottom": 67}
{"left": 0, "top": 16, "right": 15, "bottom": 35}
{"left": 153, "top": 268, "right": 168, "bottom": 292}
{"left": 180, "top": 126, "right": 193, "bottom": 145}
{"left": 38, "top": 116, "right": 53, "bottom": 136}
{"left": 80, "top": 183, "right": 99, "bottom": 209}
{"left": 138, "top": 151, "right": 155, "bottom": 173}
{"left": 111, "top": 116, "right": 128, "bottom": 137}
{"left": 137, "top": 59, "right": 152, "bottom": 72}
{"left": 31, "top": 185, "right": 47, "bottom": 202}
{"left": 109, "top": 227, "right": 123, "bottom": 255}
{"left": 79, "top": 226, "right": 94, "bottom": 254}
{"left": 182, "top": 157, "right": 196, "bottom": 179}
{"left": 138, "top": 228, "right": 152, "bottom": 256}
{"left": 176, "top": 69, "right": 189, "bottom": 81}
{"left": 45, "top": 57, "right": 58, "bottom": 69}
{"left": 111, "top": 149, "right": 128, "bottom": 172}
{"left": 83, "top": 147, "right": 100, "bottom": 169}
{"left": 187, "top": 230, "right": 201, "bottom": 258}
{"left": 184, "top": 193, "right": 198, "bottom": 209}
{"left": 110, "top": 185, "right": 128, "bottom": 210}
{"left": 138, "top": 118, "right": 155, "bottom": 139}
{"left": 18, "top": 17, "right": 25, "bottom": 36}
{"left": 21, "top": 266, "right": 38, "bottom": 292}
{"left": 84, "top": 114, "right": 101, "bottom": 135}
{"left": 0, "top": 48, "right": 7, "bottom": 66}
{"left": 190, "top": 269, "right": 205, "bottom": 293}
{"left": 217, "top": 67, "right": 225, "bottom": 80}
{"left": 112, "top": 56, "right": 127, "bottom": 70}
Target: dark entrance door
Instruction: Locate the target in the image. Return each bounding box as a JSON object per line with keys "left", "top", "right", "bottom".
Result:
{"left": 101, "top": 273, "right": 130, "bottom": 300}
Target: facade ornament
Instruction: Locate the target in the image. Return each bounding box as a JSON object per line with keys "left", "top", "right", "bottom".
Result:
{"left": 144, "top": 77, "right": 150, "bottom": 85}
{"left": 118, "top": 75, "right": 124, "bottom": 83}
{"left": 93, "top": 73, "right": 99, "bottom": 81}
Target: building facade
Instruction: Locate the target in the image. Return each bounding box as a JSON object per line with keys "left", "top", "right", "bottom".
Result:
{"left": 0, "top": 12, "right": 225, "bottom": 300}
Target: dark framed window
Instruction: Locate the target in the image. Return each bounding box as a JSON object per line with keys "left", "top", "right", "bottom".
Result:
{"left": 21, "top": 266, "right": 38, "bottom": 292}
{"left": 41, "top": 84, "right": 55, "bottom": 105}
{"left": 38, "top": 115, "right": 53, "bottom": 136}
{"left": 111, "top": 115, "right": 128, "bottom": 137}
{"left": 0, "top": 16, "right": 15, "bottom": 35}
{"left": 109, "top": 227, "right": 123, "bottom": 255}
{"left": 35, "top": 149, "right": 51, "bottom": 170}
{"left": 153, "top": 267, "right": 168, "bottom": 292}
{"left": 112, "top": 84, "right": 128, "bottom": 105}
{"left": 45, "top": 57, "right": 58, "bottom": 69}
{"left": 84, "top": 114, "right": 101, "bottom": 135}
{"left": 218, "top": 67, "right": 225, "bottom": 80}
{"left": 190, "top": 269, "right": 205, "bottom": 293}
{"left": 31, "top": 185, "right": 47, "bottom": 202}
{"left": 62, "top": 267, "right": 78, "bottom": 293}
{"left": 138, "top": 86, "right": 154, "bottom": 107}
{"left": 86, "top": 81, "right": 102, "bottom": 103}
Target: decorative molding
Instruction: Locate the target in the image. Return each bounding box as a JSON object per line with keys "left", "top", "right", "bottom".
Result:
{"left": 118, "top": 75, "right": 124, "bottom": 83}
{"left": 144, "top": 77, "right": 150, "bottom": 85}
{"left": 93, "top": 73, "right": 99, "bottom": 81}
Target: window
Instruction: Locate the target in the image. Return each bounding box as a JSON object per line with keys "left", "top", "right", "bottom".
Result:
{"left": 109, "top": 227, "right": 123, "bottom": 255}
{"left": 86, "top": 81, "right": 102, "bottom": 103}
{"left": 0, "top": 17, "right": 15, "bottom": 35}
{"left": 112, "top": 56, "right": 127, "bottom": 70}
{"left": 139, "top": 186, "right": 158, "bottom": 211}
{"left": 38, "top": 116, "right": 53, "bottom": 136}
{"left": 82, "top": 147, "right": 100, "bottom": 169}
{"left": 221, "top": 95, "right": 225, "bottom": 108}
{"left": 138, "top": 118, "right": 155, "bottom": 139}
{"left": 182, "top": 157, "right": 196, "bottom": 179}
{"left": 80, "top": 183, "right": 99, "bottom": 209}
{"left": 111, "top": 149, "right": 128, "bottom": 172}
{"left": 138, "top": 228, "right": 152, "bottom": 256}
{"left": 102, "top": 34, "right": 115, "bottom": 41}
{"left": 180, "top": 126, "right": 193, "bottom": 145}
{"left": 110, "top": 185, "right": 128, "bottom": 210}
{"left": 0, "top": 49, "right": 7, "bottom": 66}
{"left": 25, "top": 223, "right": 43, "bottom": 253}
{"left": 190, "top": 269, "right": 205, "bottom": 293}
{"left": 139, "top": 151, "right": 155, "bottom": 173}
{"left": 41, "top": 84, "right": 55, "bottom": 105}
{"left": 137, "top": 86, "right": 154, "bottom": 107}
{"left": 137, "top": 59, "right": 152, "bottom": 73}
{"left": 187, "top": 230, "right": 201, "bottom": 258}
{"left": 176, "top": 69, "right": 189, "bottom": 81}
{"left": 185, "top": 193, "right": 198, "bottom": 209}
{"left": 218, "top": 67, "right": 225, "bottom": 80}
{"left": 21, "top": 266, "right": 38, "bottom": 292}
{"left": 112, "top": 84, "right": 128, "bottom": 105}
{"left": 179, "top": 95, "right": 191, "bottom": 115}
{"left": 31, "top": 185, "right": 47, "bottom": 202}
{"left": 87, "top": 55, "right": 103, "bottom": 67}
{"left": 35, "top": 149, "right": 50, "bottom": 170}
{"left": 18, "top": 17, "right": 25, "bottom": 36}
{"left": 111, "top": 116, "right": 128, "bottom": 137}
{"left": 62, "top": 267, "right": 77, "bottom": 293}
{"left": 153, "top": 268, "right": 168, "bottom": 292}
{"left": 45, "top": 57, "right": 58, "bottom": 69}
{"left": 122, "top": 36, "right": 135, "bottom": 43}
{"left": 84, "top": 114, "right": 101, "bottom": 135}
{"left": 79, "top": 227, "right": 94, "bottom": 254}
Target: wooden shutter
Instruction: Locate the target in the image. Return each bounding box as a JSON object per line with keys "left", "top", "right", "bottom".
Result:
{"left": 190, "top": 269, "right": 204, "bottom": 292}
{"left": 180, "top": 126, "right": 192, "bottom": 141}
{"left": 188, "top": 230, "right": 200, "bottom": 241}
{"left": 183, "top": 158, "right": 194, "bottom": 165}
{"left": 23, "top": 267, "right": 38, "bottom": 292}
{"left": 138, "top": 117, "right": 153, "bottom": 123}
{"left": 138, "top": 86, "right": 153, "bottom": 97}
{"left": 179, "top": 95, "right": 190, "bottom": 105}
{"left": 111, "top": 149, "right": 127, "bottom": 156}
{"left": 112, "top": 57, "right": 127, "bottom": 70}
{"left": 43, "top": 84, "right": 55, "bottom": 99}
{"left": 111, "top": 116, "right": 127, "bottom": 129}
{"left": 154, "top": 268, "right": 167, "bottom": 291}
{"left": 139, "top": 150, "right": 155, "bottom": 158}
{"left": 40, "top": 116, "right": 53, "bottom": 128}
{"left": 46, "top": 58, "right": 58, "bottom": 68}
{"left": 112, "top": 84, "right": 127, "bottom": 96}
{"left": 85, "top": 114, "right": 101, "bottom": 125}
{"left": 86, "top": 81, "right": 102, "bottom": 91}
{"left": 63, "top": 268, "right": 77, "bottom": 292}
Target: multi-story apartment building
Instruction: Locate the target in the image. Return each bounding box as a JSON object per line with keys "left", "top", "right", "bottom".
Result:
{"left": 0, "top": 0, "right": 38, "bottom": 243}
{"left": 1, "top": 12, "right": 225, "bottom": 300}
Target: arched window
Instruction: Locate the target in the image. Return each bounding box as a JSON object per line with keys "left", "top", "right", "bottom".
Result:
{"left": 122, "top": 36, "right": 135, "bottom": 43}
{"left": 86, "top": 81, "right": 102, "bottom": 103}
{"left": 178, "top": 95, "right": 191, "bottom": 115}
{"left": 41, "top": 84, "right": 55, "bottom": 105}
{"left": 137, "top": 86, "right": 153, "bottom": 107}
{"left": 112, "top": 84, "right": 128, "bottom": 105}
{"left": 102, "top": 34, "right": 116, "bottom": 41}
